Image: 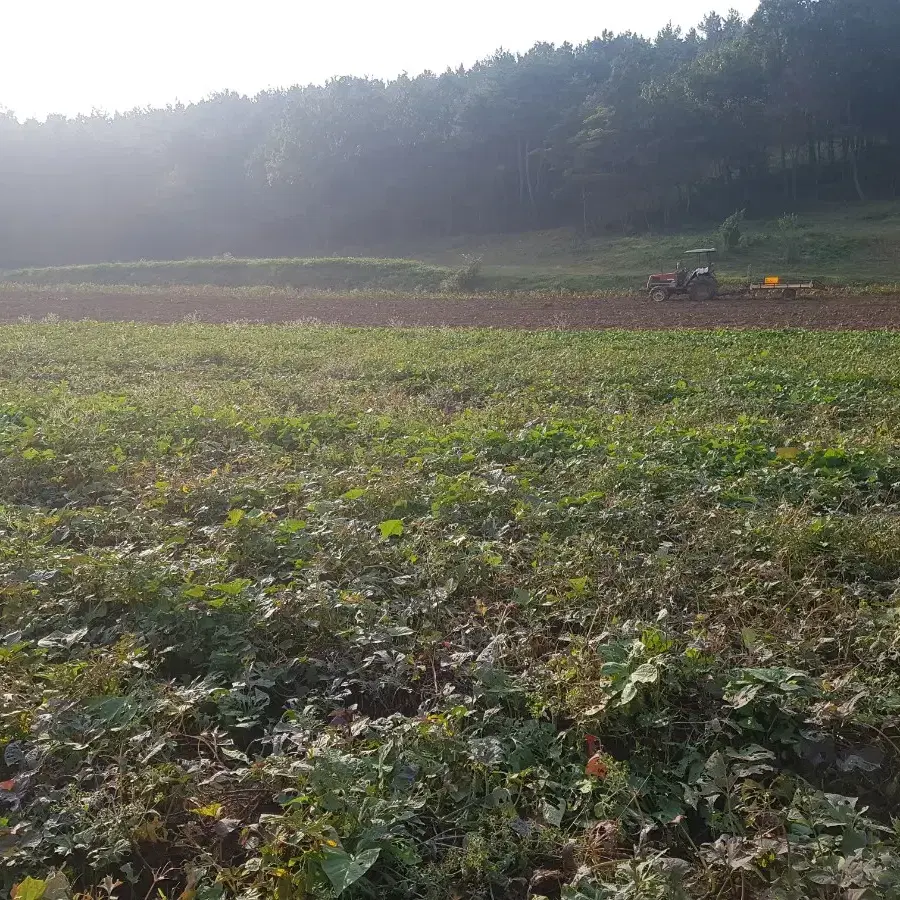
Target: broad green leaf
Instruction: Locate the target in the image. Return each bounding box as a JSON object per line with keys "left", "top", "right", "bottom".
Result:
{"left": 845, "top": 888, "right": 878, "bottom": 900}
{"left": 12, "top": 878, "right": 47, "bottom": 900}
{"left": 600, "top": 661, "right": 626, "bottom": 677}
{"left": 727, "top": 683, "right": 761, "bottom": 708}
{"left": 728, "top": 745, "right": 775, "bottom": 763}
{"left": 378, "top": 519, "right": 404, "bottom": 539}
{"left": 619, "top": 682, "right": 638, "bottom": 706}
{"left": 542, "top": 798, "right": 566, "bottom": 827}
{"left": 342, "top": 488, "right": 366, "bottom": 500}
{"left": 224, "top": 509, "right": 245, "bottom": 527}
{"left": 650, "top": 796, "right": 686, "bottom": 824}
{"left": 775, "top": 446, "right": 800, "bottom": 460}
{"left": 86, "top": 696, "right": 137, "bottom": 726}
{"left": 277, "top": 518, "right": 307, "bottom": 533}
{"left": 321, "top": 847, "right": 381, "bottom": 894}
{"left": 212, "top": 578, "right": 252, "bottom": 595}
{"left": 631, "top": 663, "right": 659, "bottom": 683}
{"left": 42, "top": 872, "right": 71, "bottom": 900}
{"left": 193, "top": 802, "right": 223, "bottom": 818}
{"left": 703, "top": 751, "right": 728, "bottom": 790}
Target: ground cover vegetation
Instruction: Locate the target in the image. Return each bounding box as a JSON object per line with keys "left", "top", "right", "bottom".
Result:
{"left": 0, "top": 324, "right": 899, "bottom": 898}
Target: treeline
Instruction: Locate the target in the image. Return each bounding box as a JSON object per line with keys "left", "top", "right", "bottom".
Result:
{"left": 1, "top": 0, "right": 899, "bottom": 267}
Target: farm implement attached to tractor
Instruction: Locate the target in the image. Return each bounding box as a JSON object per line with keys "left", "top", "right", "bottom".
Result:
{"left": 749, "top": 275, "right": 815, "bottom": 300}
{"left": 647, "top": 249, "right": 817, "bottom": 301}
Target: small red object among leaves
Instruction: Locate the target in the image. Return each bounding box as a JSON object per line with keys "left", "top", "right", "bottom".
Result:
{"left": 0, "top": 779, "right": 15, "bottom": 791}
{"left": 585, "top": 753, "right": 608, "bottom": 779}
{"left": 585, "top": 734, "right": 601, "bottom": 757}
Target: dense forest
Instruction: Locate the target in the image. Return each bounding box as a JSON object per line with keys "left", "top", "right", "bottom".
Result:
{"left": 1, "top": 0, "right": 898, "bottom": 268}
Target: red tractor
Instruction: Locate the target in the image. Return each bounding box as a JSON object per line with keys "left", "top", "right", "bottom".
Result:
{"left": 647, "top": 248, "right": 718, "bottom": 302}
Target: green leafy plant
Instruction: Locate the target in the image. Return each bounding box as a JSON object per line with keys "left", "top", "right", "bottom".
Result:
{"left": 442, "top": 254, "right": 483, "bottom": 291}
{"left": 719, "top": 208, "right": 745, "bottom": 254}
{"left": 776, "top": 212, "right": 802, "bottom": 262}
{"left": 0, "top": 324, "right": 899, "bottom": 899}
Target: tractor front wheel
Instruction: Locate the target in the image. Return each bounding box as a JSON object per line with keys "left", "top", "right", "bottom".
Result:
{"left": 688, "top": 275, "right": 718, "bottom": 302}
{"left": 649, "top": 286, "right": 669, "bottom": 302}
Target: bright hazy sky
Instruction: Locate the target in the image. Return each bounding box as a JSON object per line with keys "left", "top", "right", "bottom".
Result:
{"left": 3, "top": 0, "right": 760, "bottom": 121}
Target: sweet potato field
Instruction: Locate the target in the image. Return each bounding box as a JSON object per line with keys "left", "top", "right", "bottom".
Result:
{"left": 1, "top": 324, "right": 900, "bottom": 900}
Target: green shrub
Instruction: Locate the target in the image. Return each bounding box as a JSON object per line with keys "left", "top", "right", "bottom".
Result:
{"left": 776, "top": 213, "right": 802, "bottom": 262}
{"left": 719, "top": 208, "right": 745, "bottom": 253}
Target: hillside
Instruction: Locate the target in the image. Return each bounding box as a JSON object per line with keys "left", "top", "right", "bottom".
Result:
{"left": 364, "top": 203, "right": 900, "bottom": 292}
{"left": 7, "top": 204, "right": 900, "bottom": 294}
{"left": 1, "top": 0, "right": 898, "bottom": 270}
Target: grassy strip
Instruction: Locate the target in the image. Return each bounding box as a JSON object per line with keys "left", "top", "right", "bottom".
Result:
{"left": 3, "top": 257, "right": 454, "bottom": 291}
{"left": 1, "top": 279, "right": 898, "bottom": 306}
{"left": 0, "top": 281, "right": 631, "bottom": 303}
{"left": 6, "top": 262, "right": 900, "bottom": 297}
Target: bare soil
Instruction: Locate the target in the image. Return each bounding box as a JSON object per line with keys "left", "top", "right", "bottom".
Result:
{"left": 2, "top": 288, "right": 900, "bottom": 329}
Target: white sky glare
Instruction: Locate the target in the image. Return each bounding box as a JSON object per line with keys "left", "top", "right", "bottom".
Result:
{"left": 3, "top": 0, "right": 760, "bottom": 120}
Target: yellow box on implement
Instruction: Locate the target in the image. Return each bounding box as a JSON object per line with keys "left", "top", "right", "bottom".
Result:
{"left": 750, "top": 277, "right": 814, "bottom": 299}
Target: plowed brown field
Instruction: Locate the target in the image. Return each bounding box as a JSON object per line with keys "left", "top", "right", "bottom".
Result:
{"left": 2, "top": 287, "right": 900, "bottom": 329}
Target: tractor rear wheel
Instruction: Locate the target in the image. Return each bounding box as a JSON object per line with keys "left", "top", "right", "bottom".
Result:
{"left": 688, "top": 275, "right": 718, "bottom": 302}
{"left": 649, "top": 286, "right": 669, "bottom": 302}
